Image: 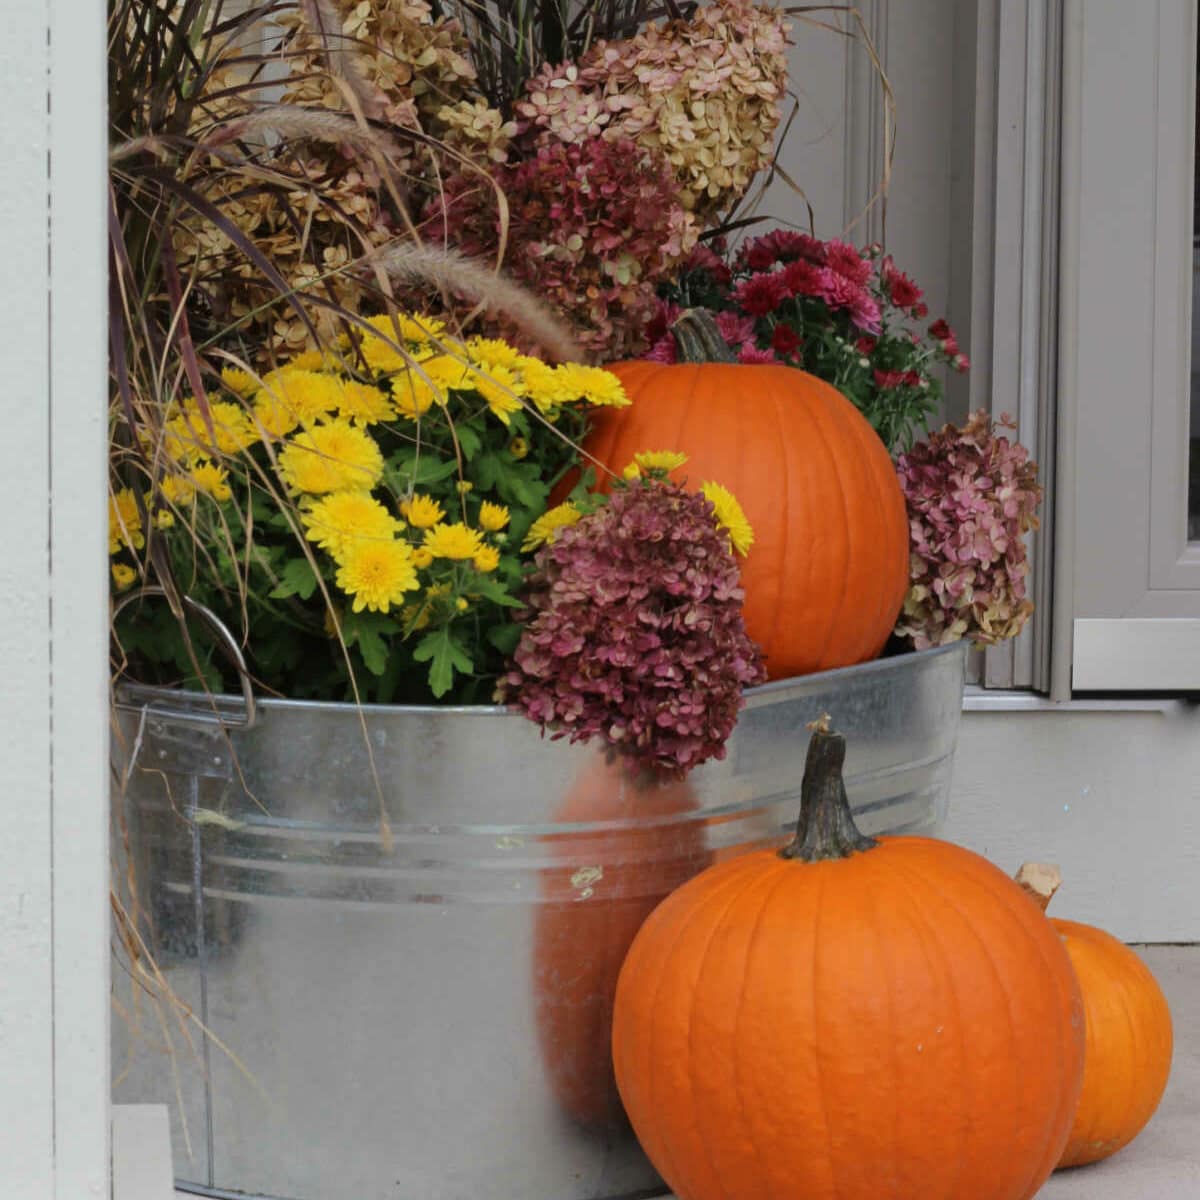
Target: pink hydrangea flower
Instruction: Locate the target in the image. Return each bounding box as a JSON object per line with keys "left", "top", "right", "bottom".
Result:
{"left": 500, "top": 481, "right": 766, "bottom": 778}
{"left": 894, "top": 412, "right": 1043, "bottom": 649}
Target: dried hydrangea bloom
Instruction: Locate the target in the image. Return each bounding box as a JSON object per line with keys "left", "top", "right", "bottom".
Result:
{"left": 500, "top": 481, "right": 766, "bottom": 779}
{"left": 894, "top": 412, "right": 1043, "bottom": 649}
{"left": 440, "top": 135, "right": 693, "bottom": 357}
{"left": 515, "top": 0, "right": 790, "bottom": 218}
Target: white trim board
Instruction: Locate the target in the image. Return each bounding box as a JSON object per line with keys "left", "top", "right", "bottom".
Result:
{"left": 1073, "top": 619, "right": 1200, "bottom": 691}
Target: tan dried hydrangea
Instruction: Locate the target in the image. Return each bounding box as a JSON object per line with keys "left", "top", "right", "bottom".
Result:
{"left": 516, "top": 0, "right": 790, "bottom": 217}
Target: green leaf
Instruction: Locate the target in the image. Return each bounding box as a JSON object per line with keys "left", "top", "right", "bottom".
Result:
{"left": 270, "top": 557, "right": 318, "bottom": 600}
{"left": 455, "top": 424, "right": 482, "bottom": 460}
{"left": 469, "top": 576, "right": 523, "bottom": 609}
{"left": 486, "top": 622, "right": 522, "bottom": 657}
{"left": 386, "top": 452, "right": 459, "bottom": 491}
{"left": 412, "top": 628, "right": 474, "bottom": 698}
{"left": 342, "top": 611, "right": 394, "bottom": 677}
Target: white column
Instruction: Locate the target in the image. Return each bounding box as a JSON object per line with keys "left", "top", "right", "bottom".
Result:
{"left": 0, "top": 0, "right": 110, "bottom": 1195}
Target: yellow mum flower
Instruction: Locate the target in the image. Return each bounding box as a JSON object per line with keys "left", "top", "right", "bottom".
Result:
{"left": 522, "top": 502, "right": 582, "bottom": 551}
{"left": 555, "top": 363, "right": 630, "bottom": 408}
{"left": 508, "top": 437, "right": 529, "bottom": 460}
{"left": 411, "top": 547, "right": 434, "bottom": 569}
{"left": 158, "top": 473, "right": 196, "bottom": 506}
{"left": 108, "top": 488, "right": 144, "bottom": 554}
{"left": 251, "top": 390, "right": 301, "bottom": 440}
{"left": 466, "top": 337, "right": 523, "bottom": 371}
{"left": 286, "top": 348, "right": 328, "bottom": 372}
{"left": 302, "top": 492, "right": 402, "bottom": 560}
{"left": 472, "top": 545, "right": 500, "bottom": 573}
{"left": 335, "top": 539, "right": 419, "bottom": 613}
{"left": 471, "top": 364, "right": 526, "bottom": 425}
{"left": 701, "top": 481, "right": 754, "bottom": 557}
{"left": 277, "top": 420, "right": 383, "bottom": 495}
{"left": 153, "top": 508, "right": 175, "bottom": 531}
{"left": 420, "top": 355, "right": 474, "bottom": 394}
{"left": 626, "top": 450, "right": 689, "bottom": 479}
{"left": 111, "top": 563, "right": 137, "bottom": 590}
{"left": 424, "top": 522, "right": 485, "bottom": 560}
{"left": 169, "top": 402, "right": 258, "bottom": 458}
{"left": 260, "top": 369, "right": 342, "bottom": 425}
{"left": 401, "top": 494, "right": 445, "bottom": 529}
{"left": 220, "top": 366, "right": 257, "bottom": 396}
{"left": 337, "top": 380, "right": 396, "bottom": 426}
{"left": 191, "top": 461, "right": 233, "bottom": 502}
{"left": 478, "top": 501, "right": 510, "bottom": 531}
{"left": 455, "top": 597, "right": 470, "bottom": 612}
{"left": 520, "top": 359, "right": 574, "bottom": 413}
{"left": 391, "top": 371, "right": 440, "bottom": 419}
{"left": 359, "top": 313, "right": 447, "bottom": 372}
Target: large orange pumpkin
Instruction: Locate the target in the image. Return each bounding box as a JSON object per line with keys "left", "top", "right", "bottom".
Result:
{"left": 585, "top": 311, "right": 910, "bottom": 680}
{"left": 1015, "top": 863, "right": 1174, "bottom": 1169}
{"left": 532, "top": 756, "right": 711, "bottom": 1127}
{"left": 612, "top": 719, "right": 1085, "bottom": 1200}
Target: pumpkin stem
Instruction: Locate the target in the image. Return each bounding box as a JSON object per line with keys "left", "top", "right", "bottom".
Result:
{"left": 780, "top": 715, "right": 879, "bottom": 862}
{"left": 1015, "top": 862, "right": 1062, "bottom": 913}
{"left": 671, "top": 309, "right": 739, "bottom": 364}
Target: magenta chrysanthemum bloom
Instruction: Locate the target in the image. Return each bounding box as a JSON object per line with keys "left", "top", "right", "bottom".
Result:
{"left": 894, "top": 412, "right": 1043, "bottom": 649}
{"left": 500, "top": 481, "right": 766, "bottom": 779}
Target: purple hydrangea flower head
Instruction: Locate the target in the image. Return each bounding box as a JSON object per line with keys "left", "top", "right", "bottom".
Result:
{"left": 500, "top": 480, "right": 766, "bottom": 778}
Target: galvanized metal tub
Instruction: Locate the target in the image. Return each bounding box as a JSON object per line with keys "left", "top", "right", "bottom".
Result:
{"left": 111, "top": 640, "right": 967, "bottom": 1200}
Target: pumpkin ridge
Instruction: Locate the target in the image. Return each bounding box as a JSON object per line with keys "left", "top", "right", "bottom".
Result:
{"left": 807, "top": 865, "right": 839, "bottom": 1197}
{"left": 842, "top": 400, "right": 896, "bottom": 660}
{"left": 805, "top": 386, "right": 853, "bottom": 669}
{"left": 918, "top": 845, "right": 1080, "bottom": 1196}
{"left": 869, "top": 845, "right": 968, "bottom": 1198}
{"left": 639, "top": 855, "right": 769, "bottom": 1199}
{"left": 714, "top": 858, "right": 795, "bottom": 1200}
{"left": 899, "top": 846, "right": 1033, "bottom": 1196}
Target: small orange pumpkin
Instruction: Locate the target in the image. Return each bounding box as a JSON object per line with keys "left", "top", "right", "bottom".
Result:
{"left": 611, "top": 719, "right": 1085, "bottom": 1200}
{"left": 583, "top": 311, "right": 909, "bottom": 681}
{"left": 1015, "top": 863, "right": 1174, "bottom": 1169}
{"left": 532, "top": 756, "right": 711, "bottom": 1127}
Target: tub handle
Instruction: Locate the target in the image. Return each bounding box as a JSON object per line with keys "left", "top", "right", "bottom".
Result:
{"left": 112, "top": 586, "right": 258, "bottom": 730}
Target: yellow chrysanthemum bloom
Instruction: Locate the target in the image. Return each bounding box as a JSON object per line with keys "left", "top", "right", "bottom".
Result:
{"left": 466, "top": 337, "right": 523, "bottom": 371}
{"left": 420, "top": 355, "right": 474, "bottom": 394}
{"left": 111, "top": 563, "right": 137, "bottom": 590}
{"left": 337, "top": 380, "right": 396, "bottom": 426}
{"left": 424, "top": 522, "right": 485, "bottom": 561}
{"left": 411, "top": 547, "right": 434, "bottom": 569}
{"left": 359, "top": 313, "right": 447, "bottom": 372}
{"left": 168, "top": 402, "right": 258, "bottom": 458}
{"left": 555, "top": 363, "right": 630, "bottom": 408}
{"left": 478, "top": 501, "right": 510, "bottom": 532}
{"left": 455, "top": 597, "right": 470, "bottom": 612}
{"left": 626, "top": 450, "right": 689, "bottom": 480}
{"left": 191, "top": 461, "right": 233, "bottom": 502}
{"left": 220, "top": 365, "right": 257, "bottom": 396}
{"left": 390, "top": 371, "right": 440, "bottom": 419}
{"left": 260, "top": 369, "right": 342, "bottom": 426}
{"left": 285, "top": 348, "right": 328, "bottom": 372}
{"left": 701, "top": 481, "right": 754, "bottom": 557}
{"left": 471, "top": 364, "right": 526, "bottom": 425}
{"left": 277, "top": 420, "right": 383, "bottom": 495}
{"left": 472, "top": 545, "right": 500, "bottom": 573}
{"left": 251, "top": 391, "right": 301, "bottom": 440}
{"left": 302, "top": 492, "right": 402, "bottom": 560}
{"left": 401, "top": 494, "right": 445, "bottom": 529}
{"left": 335, "top": 539, "right": 419, "bottom": 613}
{"left": 158, "top": 473, "right": 196, "bottom": 506}
{"left": 508, "top": 437, "right": 529, "bottom": 460}
{"left": 519, "top": 358, "right": 574, "bottom": 413}
{"left": 522, "top": 502, "right": 582, "bottom": 551}
{"left": 108, "top": 488, "right": 144, "bottom": 555}
{"left": 153, "top": 508, "right": 175, "bottom": 531}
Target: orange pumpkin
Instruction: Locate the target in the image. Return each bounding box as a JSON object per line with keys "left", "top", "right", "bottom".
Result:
{"left": 1015, "top": 864, "right": 1174, "bottom": 1169}
{"left": 532, "top": 756, "right": 711, "bottom": 1127}
{"left": 612, "top": 719, "right": 1085, "bottom": 1200}
{"left": 584, "top": 311, "right": 909, "bottom": 680}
